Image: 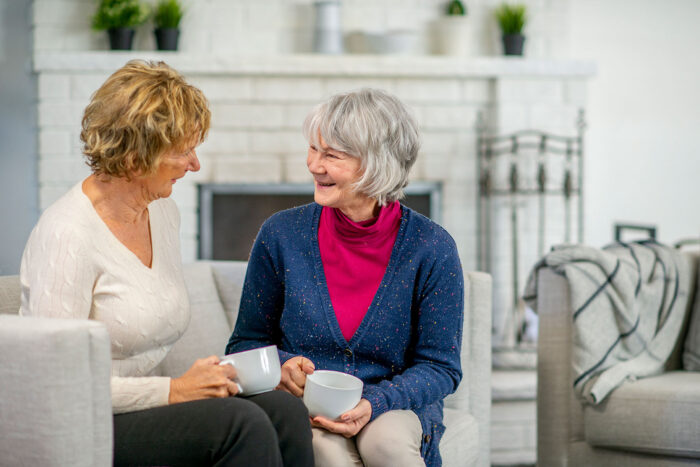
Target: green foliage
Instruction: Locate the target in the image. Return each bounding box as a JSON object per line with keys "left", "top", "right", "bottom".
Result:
{"left": 495, "top": 3, "right": 527, "bottom": 35}
{"left": 92, "top": 0, "right": 149, "bottom": 30}
{"left": 153, "top": 0, "right": 184, "bottom": 29}
{"left": 446, "top": 0, "right": 467, "bottom": 16}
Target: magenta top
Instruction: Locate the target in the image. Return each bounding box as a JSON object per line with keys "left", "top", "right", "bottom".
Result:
{"left": 318, "top": 201, "right": 402, "bottom": 341}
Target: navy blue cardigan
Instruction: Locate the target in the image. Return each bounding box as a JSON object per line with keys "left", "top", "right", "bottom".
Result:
{"left": 226, "top": 203, "right": 464, "bottom": 466}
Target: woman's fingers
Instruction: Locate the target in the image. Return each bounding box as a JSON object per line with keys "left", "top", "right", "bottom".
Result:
{"left": 279, "top": 356, "right": 314, "bottom": 397}
{"left": 289, "top": 364, "right": 308, "bottom": 389}
{"left": 311, "top": 416, "right": 355, "bottom": 437}
{"left": 281, "top": 376, "right": 304, "bottom": 397}
{"left": 202, "top": 354, "right": 221, "bottom": 365}
{"left": 226, "top": 379, "right": 240, "bottom": 396}
{"left": 300, "top": 357, "right": 315, "bottom": 375}
{"left": 219, "top": 362, "right": 237, "bottom": 380}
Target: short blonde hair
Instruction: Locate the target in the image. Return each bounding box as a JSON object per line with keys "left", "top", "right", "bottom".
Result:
{"left": 80, "top": 60, "right": 210, "bottom": 178}
{"left": 302, "top": 88, "right": 420, "bottom": 206}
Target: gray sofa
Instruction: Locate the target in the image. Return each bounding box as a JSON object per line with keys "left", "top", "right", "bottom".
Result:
{"left": 0, "top": 261, "right": 492, "bottom": 467}
{"left": 536, "top": 250, "right": 700, "bottom": 466}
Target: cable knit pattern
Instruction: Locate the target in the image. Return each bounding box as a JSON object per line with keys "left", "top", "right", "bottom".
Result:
{"left": 19, "top": 182, "right": 190, "bottom": 414}
{"left": 226, "top": 203, "right": 464, "bottom": 466}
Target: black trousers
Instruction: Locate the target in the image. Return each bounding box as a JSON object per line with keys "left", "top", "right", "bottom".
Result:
{"left": 113, "top": 391, "right": 314, "bottom": 467}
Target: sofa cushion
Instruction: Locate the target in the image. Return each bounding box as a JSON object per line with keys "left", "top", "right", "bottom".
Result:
{"left": 440, "top": 408, "right": 479, "bottom": 467}
{"left": 584, "top": 371, "right": 700, "bottom": 458}
{"left": 157, "top": 263, "right": 231, "bottom": 378}
{"left": 209, "top": 261, "right": 248, "bottom": 330}
{"left": 0, "top": 275, "right": 20, "bottom": 315}
{"left": 682, "top": 251, "right": 700, "bottom": 370}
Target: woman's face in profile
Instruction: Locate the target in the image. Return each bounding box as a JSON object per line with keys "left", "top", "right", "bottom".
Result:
{"left": 307, "top": 135, "right": 369, "bottom": 214}
{"left": 144, "top": 141, "right": 201, "bottom": 200}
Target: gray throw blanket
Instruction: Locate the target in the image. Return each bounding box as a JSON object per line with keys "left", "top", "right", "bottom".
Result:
{"left": 524, "top": 241, "right": 693, "bottom": 404}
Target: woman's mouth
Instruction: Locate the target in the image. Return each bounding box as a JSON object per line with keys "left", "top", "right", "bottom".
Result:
{"left": 316, "top": 181, "right": 335, "bottom": 188}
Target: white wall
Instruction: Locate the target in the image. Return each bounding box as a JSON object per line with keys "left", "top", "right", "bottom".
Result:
{"left": 570, "top": 0, "right": 700, "bottom": 246}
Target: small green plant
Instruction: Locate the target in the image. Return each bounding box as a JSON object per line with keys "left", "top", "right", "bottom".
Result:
{"left": 92, "top": 0, "right": 149, "bottom": 30}
{"left": 495, "top": 3, "right": 527, "bottom": 35}
{"left": 153, "top": 0, "right": 184, "bottom": 29}
{"left": 446, "top": 0, "right": 467, "bottom": 16}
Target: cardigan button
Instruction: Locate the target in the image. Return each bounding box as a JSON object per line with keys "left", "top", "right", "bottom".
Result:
{"left": 344, "top": 348, "right": 353, "bottom": 358}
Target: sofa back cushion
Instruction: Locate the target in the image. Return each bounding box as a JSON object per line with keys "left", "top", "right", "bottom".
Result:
{"left": 208, "top": 261, "right": 248, "bottom": 329}
{"left": 0, "top": 275, "right": 21, "bottom": 315}
{"left": 156, "top": 263, "right": 232, "bottom": 378}
{"left": 682, "top": 251, "right": 700, "bottom": 370}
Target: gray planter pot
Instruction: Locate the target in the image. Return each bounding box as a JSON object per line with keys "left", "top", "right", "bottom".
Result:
{"left": 502, "top": 34, "right": 525, "bottom": 56}
{"left": 107, "top": 28, "right": 135, "bottom": 50}
{"left": 155, "top": 28, "right": 180, "bottom": 51}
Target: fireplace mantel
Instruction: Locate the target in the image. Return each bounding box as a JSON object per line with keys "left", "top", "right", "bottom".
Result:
{"left": 34, "top": 52, "right": 595, "bottom": 79}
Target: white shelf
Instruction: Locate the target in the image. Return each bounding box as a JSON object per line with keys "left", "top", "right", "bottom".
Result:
{"left": 34, "top": 52, "right": 596, "bottom": 79}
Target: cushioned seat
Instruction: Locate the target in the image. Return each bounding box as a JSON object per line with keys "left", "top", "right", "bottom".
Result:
{"left": 584, "top": 371, "right": 700, "bottom": 458}
{"left": 441, "top": 408, "right": 479, "bottom": 467}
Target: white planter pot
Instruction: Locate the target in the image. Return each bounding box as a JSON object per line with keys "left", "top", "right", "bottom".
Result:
{"left": 431, "top": 16, "right": 470, "bottom": 56}
{"left": 313, "top": 1, "right": 343, "bottom": 54}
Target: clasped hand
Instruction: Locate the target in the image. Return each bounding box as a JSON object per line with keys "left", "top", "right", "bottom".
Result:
{"left": 169, "top": 355, "right": 239, "bottom": 404}
{"left": 277, "top": 356, "right": 372, "bottom": 438}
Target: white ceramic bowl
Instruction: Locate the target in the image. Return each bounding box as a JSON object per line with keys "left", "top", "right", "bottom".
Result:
{"left": 303, "top": 370, "right": 363, "bottom": 420}
{"left": 219, "top": 345, "right": 281, "bottom": 396}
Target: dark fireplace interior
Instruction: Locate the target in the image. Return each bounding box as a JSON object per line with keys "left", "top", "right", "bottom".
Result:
{"left": 199, "top": 183, "right": 441, "bottom": 261}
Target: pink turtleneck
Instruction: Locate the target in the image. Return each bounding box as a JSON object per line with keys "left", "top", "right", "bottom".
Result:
{"left": 318, "top": 201, "right": 402, "bottom": 341}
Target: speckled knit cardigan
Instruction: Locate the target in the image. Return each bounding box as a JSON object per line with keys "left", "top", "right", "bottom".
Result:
{"left": 226, "top": 202, "right": 464, "bottom": 466}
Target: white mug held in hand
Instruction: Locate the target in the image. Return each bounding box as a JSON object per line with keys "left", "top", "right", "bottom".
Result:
{"left": 219, "top": 345, "right": 281, "bottom": 396}
{"left": 303, "top": 370, "right": 364, "bottom": 420}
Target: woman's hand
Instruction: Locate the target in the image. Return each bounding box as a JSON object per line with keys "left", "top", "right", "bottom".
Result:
{"left": 169, "top": 355, "right": 239, "bottom": 404}
{"left": 276, "top": 356, "right": 315, "bottom": 397}
{"left": 311, "top": 398, "right": 372, "bottom": 438}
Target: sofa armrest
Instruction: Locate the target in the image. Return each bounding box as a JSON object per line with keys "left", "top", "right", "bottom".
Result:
{"left": 443, "top": 271, "right": 492, "bottom": 467}
{"left": 536, "top": 268, "right": 585, "bottom": 466}
{"left": 0, "top": 315, "right": 113, "bottom": 467}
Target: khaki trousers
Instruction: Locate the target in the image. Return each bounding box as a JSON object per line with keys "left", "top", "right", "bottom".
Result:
{"left": 311, "top": 409, "right": 425, "bottom": 467}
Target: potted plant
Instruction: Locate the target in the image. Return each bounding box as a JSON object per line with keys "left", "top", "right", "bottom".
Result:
{"left": 447, "top": 0, "right": 467, "bottom": 15}
{"left": 92, "top": 0, "right": 149, "bottom": 50}
{"left": 432, "top": 0, "right": 469, "bottom": 56}
{"left": 495, "top": 3, "right": 527, "bottom": 56}
{"left": 153, "top": 0, "right": 184, "bottom": 51}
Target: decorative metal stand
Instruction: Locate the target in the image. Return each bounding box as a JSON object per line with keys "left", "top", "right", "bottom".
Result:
{"left": 477, "top": 111, "right": 586, "bottom": 366}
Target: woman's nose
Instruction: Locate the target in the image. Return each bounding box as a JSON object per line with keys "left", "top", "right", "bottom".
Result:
{"left": 307, "top": 152, "right": 323, "bottom": 173}
{"left": 188, "top": 149, "right": 201, "bottom": 172}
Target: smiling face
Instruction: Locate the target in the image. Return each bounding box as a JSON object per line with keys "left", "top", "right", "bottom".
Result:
{"left": 143, "top": 140, "right": 201, "bottom": 200}
{"left": 307, "top": 135, "right": 378, "bottom": 222}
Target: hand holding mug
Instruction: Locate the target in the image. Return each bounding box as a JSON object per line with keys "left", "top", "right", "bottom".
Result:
{"left": 277, "top": 356, "right": 315, "bottom": 397}
{"left": 311, "top": 398, "right": 372, "bottom": 438}
{"left": 169, "top": 355, "right": 239, "bottom": 404}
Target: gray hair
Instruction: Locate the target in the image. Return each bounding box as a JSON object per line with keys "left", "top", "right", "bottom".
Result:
{"left": 302, "top": 88, "right": 420, "bottom": 206}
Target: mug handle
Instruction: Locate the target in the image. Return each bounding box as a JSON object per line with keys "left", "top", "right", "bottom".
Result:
{"left": 219, "top": 360, "right": 245, "bottom": 394}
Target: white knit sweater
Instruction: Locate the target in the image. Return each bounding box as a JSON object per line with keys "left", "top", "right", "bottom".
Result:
{"left": 19, "top": 182, "right": 190, "bottom": 414}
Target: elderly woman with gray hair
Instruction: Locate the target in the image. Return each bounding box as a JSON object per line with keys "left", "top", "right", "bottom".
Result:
{"left": 227, "top": 88, "right": 464, "bottom": 466}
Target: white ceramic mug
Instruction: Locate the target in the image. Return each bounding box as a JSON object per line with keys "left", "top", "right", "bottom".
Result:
{"left": 219, "top": 345, "right": 281, "bottom": 396}
{"left": 303, "top": 370, "right": 363, "bottom": 420}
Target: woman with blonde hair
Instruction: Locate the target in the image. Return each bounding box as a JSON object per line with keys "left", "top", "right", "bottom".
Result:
{"left": 227, "top": 88, "right": 464, "bottom": 466}
{"left": 20, "top": 60, "right": 313, "bottom": 467}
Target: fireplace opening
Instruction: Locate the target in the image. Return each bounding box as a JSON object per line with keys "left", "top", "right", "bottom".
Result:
{"left": 199, "top": 182, "right": 442, "bottom": 261}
